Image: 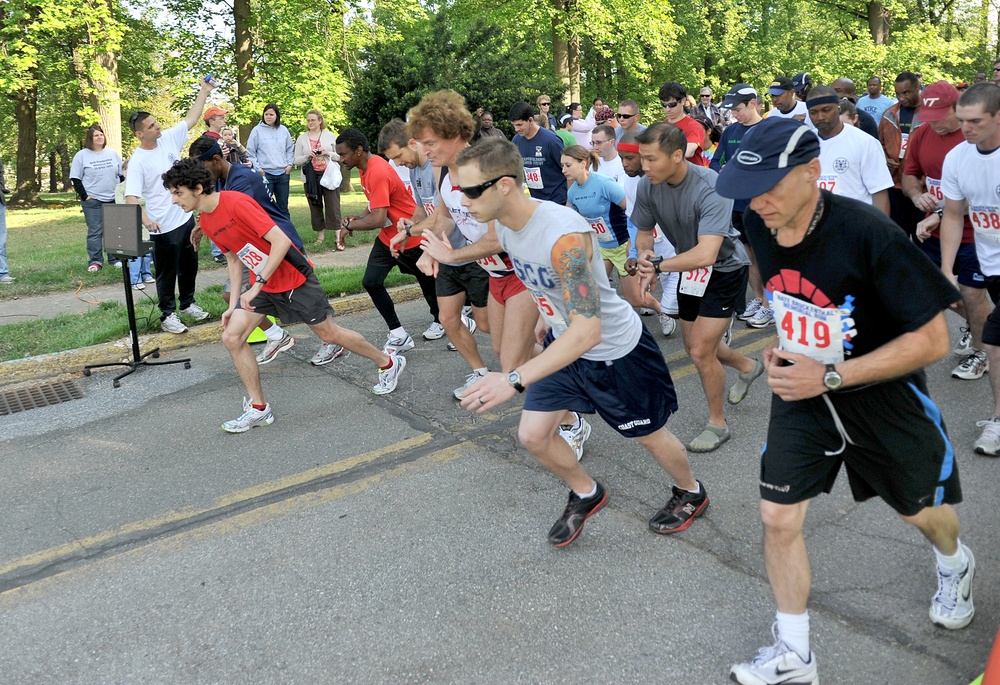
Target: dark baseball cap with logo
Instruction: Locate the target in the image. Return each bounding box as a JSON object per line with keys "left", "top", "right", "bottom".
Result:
{"left": 715, "top": 117, "right": 820, "bottom": 200}
{"left": 721, "top": 84, "right": 759, "bottom": 108}
{"left": 920, "top": 80, "right": 960, "bottom": 122}
{"left": 792, "top": 73, "right": 812, "bottom": 94}
{"left": 768, "top": 77, "right": 794, "bottom": 96}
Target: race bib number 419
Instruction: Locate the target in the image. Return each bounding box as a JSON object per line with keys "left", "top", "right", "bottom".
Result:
{"left": 770, "top": 290, "right": 852, "bottom": 364}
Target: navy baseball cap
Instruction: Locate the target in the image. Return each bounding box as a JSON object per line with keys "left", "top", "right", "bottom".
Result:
{"left": 720, "top": 84, "right": 758, "bottom": 108}
{"left": 768, "top": 76, "right": 794, "bottom": 96}
{"left": 792, "top": 72, "right": 812, "bottom": 93}
{"left": 715, "top": 117, "right": 820, "bottom": 200}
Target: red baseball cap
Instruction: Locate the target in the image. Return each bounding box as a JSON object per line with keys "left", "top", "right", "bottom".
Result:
{"left": 920, "top": 81, "right": 959, "bottom": 122}
{"left": 203, "top": 106, "right": 227, "bottom": 123}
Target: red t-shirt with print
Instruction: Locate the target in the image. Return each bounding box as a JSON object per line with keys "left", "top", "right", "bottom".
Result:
{"left": 199, "top": 191, "right": 309, "bottom": 292}
{"left": 358, "top": 154, "right": 421, "bottom": 250}
{"left": 673, "top": 115, "right": 709, "bottom": 167}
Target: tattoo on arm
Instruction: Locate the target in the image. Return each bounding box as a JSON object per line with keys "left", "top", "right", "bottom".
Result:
{"left": 553, "top": 234, "right": 599, "bottom": 319}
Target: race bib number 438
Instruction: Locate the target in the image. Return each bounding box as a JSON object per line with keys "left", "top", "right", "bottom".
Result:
{"left": 971, "top": 205, "right": 1000, "bottom": 242}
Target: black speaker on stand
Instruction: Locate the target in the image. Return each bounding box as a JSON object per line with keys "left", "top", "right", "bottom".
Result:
{"left": 83, "top": 204, "right": 192, "bottom": 387}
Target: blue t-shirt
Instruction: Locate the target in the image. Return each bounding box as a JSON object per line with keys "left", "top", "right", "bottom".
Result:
{"left": 567, "top": 172, "right": 628, "bottom": 248}
{"left": 223, "top": 163, "right": 305, "bottom": 252}
{"left": 513, "top": 127, "right": 567, "bottom": 205}
{"left": 710, "top": 120, "right": 761, "bottom": 212}
{"left": 856, "top": 94, "right": 896, "bottom": 124}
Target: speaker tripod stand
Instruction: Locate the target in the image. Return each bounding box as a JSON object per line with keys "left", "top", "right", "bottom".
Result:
{"left": 83, "top": 258, "right": 191, "bottom": 387}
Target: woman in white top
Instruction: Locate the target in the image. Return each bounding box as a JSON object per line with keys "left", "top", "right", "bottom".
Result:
{"left": 567, "top": 102, "right": 596, "bottom": 149}
{"left": 70, "top": 124, "right": 123, "bottom": 271}
{"left": 293, "top": 110, "right": 341, "bottom": 245}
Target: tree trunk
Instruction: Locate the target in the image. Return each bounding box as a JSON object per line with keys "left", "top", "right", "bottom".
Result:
{"left": 234, "top": 0, "right": 254, "bottom": 144}
{"left": 48, "top": 151, "right": 57, "bottom": 193}
{"left": 568, "top": 34, "right": 581, "bottom": 103}
{"left": 58, "top": 140, "right": 71, "bottom": 191}
{"left": 92, "top": 50, "right": 122, "bottom": 157}
{"left": 10, "top": 85, "right": 42, "bottom": 207}
{"left": 552, "top": 17, "right": 570, "bottom": 106}
{"left": 868, "top": 1, "right": 890, "bottom": 44}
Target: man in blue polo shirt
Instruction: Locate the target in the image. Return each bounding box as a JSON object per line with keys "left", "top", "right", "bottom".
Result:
{"left": 508, "top": 101, "right": 567, "bottom": 205}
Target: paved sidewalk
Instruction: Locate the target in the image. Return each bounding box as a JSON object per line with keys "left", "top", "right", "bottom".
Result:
{"left": 0, "top": 244, "right": 373, "bottom": 326}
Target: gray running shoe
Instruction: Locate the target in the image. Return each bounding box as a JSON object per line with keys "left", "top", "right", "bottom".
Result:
{"left": 180, "top": 304, "right": 210, "bottom": 321}
{"left": 951, "top": 350, "right": 988, "bottom": 380}
{"left": 372, "top": 354, "right": 407, "bottom": 395}
{"left": 161, "top": 313, "right": 188, "bottom": 334}
{"left": 311, "top": 342, "right": 347, "bottom": 366}
{"left": 930, "top": 544, "right": 975, "bottom": 629}
{"left": 222, "top": 398, "right": 274, "bottom": 433}
{"left": 256, "top": 332, "right": 295, "bottom": 365}
{"left": 452, "top": 370, "right": 486, "bottom": 401}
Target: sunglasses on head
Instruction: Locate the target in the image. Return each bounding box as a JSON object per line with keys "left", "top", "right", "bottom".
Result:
{"left": 460, "top": 175, "right": 517, "bottom": 199}
{"left": 661, "top": 101, "right": 681, "bottom": 109}
{"left": 616, "top": 112, "right": 636, "bottom": 120}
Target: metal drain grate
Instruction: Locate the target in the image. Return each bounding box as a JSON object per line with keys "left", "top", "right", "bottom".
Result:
{"left": 0, "top": 379, "right": 84, "bottom": 416}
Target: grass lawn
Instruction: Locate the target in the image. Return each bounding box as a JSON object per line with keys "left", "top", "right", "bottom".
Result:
{"left": 1, "top": 179, "right": 375, "bottom": 301}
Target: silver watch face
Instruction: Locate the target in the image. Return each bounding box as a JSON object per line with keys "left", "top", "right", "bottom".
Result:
{"left": 507, "top": 371, "right": 520, "bottom": 385}
{"left": 824, "top": 371, "right": 842, "bottom": 389}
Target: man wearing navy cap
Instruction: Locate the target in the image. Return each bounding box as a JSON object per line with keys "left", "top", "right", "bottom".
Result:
{"left": 716, "top": 117, "right": 974, "bottom": 685}
{"left": 765, "top": 76, "right": 809, "bottom": 124}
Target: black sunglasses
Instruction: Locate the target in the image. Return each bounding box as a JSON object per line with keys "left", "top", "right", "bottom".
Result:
{"left": 616, "top": 112, "right": 636, "bottom": 120}
{"left": 540, "top": 102, "right": 551, "bottom": 106}
{"left": 460, "top": 175, "right": 517, "bottom": 199}
{"left": 661, "top": 101, "right": 681, "bottom": 109}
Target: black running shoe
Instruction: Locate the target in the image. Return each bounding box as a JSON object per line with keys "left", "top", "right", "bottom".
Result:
{"left": 648, "top": 481, "right": 708, "bottom": 534}
{"left": 547, "top": 482, "right": 608, "bottom": 547}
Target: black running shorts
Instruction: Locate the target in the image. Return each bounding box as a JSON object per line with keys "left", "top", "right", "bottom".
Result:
{"left": 760, "top": 373, "right": 961, "bottom": 516}
{"left": 435, "top": 262, "right": 490, "bottom": 307}
{"left": 239, "top": 272, "right": 334, "bottom": 326}
{"left": 677, "top": 265, "right": 748, "bottom": 322}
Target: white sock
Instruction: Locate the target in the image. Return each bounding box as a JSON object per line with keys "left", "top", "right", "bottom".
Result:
{"left": 935, "top": 540, "right": 968, "bottom": 573}
{"left": 575, "top": 482, "right": 598, "bottom": 499}
{"left": 263, "top": 324, "right": 284, "bottom": 341}
{"left": 686, "top": 483, "right": 702, "bottom": 495}
{"left": 390, "top": 327, "right": 407, "bottom": 339}
{"left": 474, "top": 367, "right": 488, "bottom": 376}
{"left": 775, "top": 611, "right": 810, "bottom": 660}
{"left": 561, "top": 412, "right": 581, "bottom": 430}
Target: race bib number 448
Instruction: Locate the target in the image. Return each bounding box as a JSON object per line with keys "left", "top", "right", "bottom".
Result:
{"left": 524, "top": 167, "right": 543, "bottom": 190}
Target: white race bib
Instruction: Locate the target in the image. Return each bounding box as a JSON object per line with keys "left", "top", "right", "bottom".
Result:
{"left": 817, "top": 175, "right": 838, "bottom": 194}
{"left": 586, "top": 216, "right": 609, "bottom": 237}
{"left": 971, "top": 205, "right": 1000, "bottom": 243}
{"left": 925, "top": 177, "right": 943, "bottom": 202}
{"left": 237, "top": 243, "right": 268, "bottom": 278}
{"left": 423, "top": 201, "right": 436, "bottom": 216}
{"left": 531, "top": 291, "right": 567, "bottom": 333}
{"left": 899, "top": 132, "right": 909, "bottom": 159}
{"left": 678, "top": 266, "right": 712, "bottom": 297}
{"left": 651, "top": 225, "right": 665, "bottom": 244}
{"left": 476, "top": 254, "right": 508, "bottom": 272}
{"left": 770, "top": 291, "right": 849, "bottom": 364}
{"left": 524, "top": 167, "right": 543, "bottom": 190}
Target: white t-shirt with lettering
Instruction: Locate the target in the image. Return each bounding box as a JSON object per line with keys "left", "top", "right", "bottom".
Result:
{"left": 124, "top": 121, "right": 191, "bottom": 233}
{"left": 942, "top": 141, "right": 1000, "bottom": 275}
{"left": 817, "top": 124, "right": 893, "bottom": 206}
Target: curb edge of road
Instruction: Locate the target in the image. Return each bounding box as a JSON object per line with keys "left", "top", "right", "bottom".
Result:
{"left": 0, "top": 284, "right": 425, "bottom": 387}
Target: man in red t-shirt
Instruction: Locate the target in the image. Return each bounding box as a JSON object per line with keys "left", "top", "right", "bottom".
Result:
{"left": 903, "top": 80, "right": 993, "bottom": 382}
{"left": 658, "top": 81, "right": 709, "bottom": 167}
{"left": 162, "top": 158, "right": 408, "bottom": 433}
{"left": 336, "top": 127, "right": 441, "bottom": 356}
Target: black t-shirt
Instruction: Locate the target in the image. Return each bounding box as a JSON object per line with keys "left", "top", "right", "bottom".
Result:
{"left": 898, "top": 106, "right": 916, "bottom": 135}
{"left": 743, "top": 191, "right": 959, "bottom": 360}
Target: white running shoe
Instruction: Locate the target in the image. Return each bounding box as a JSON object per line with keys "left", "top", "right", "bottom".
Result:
{"left": 723, "top": 315, "right": 735, "bottom": 346}
{"left": 222, "top": 398, "right": 274, "bottom": 433}
{"left": 132, "top": 282, "right": 145, "bottom": 291}
{"left": 143, "top": 275, "right": 156, "bottom": 284}
{"left": 256, "top": 332, "right": 295, "bottom": 365}
{"left": 730, "top": 623, "right": 818, "bottom": 685}
{"left": 930, "top": 544, "right": 975, "bottom": 630}
{"left": 372, "top": 354, "right": 406, "bottom": 395}
{"left": 180, "top": 304, "right": 210, "bottom": 321}
{"left": 311, "top": 342, "right": 347, "bottom": 366}
{"left": 746, "top": 306, "right": 774, "bottom": 329}
{"left": 452, "top": 370, "right": 487, "bottom": 401}
{"left": 423, "top": 322, "right": 446, "bottom": 340}
{"left": 973, "top": 418, "right": 1000, "bottom": 457}
{"left": 951, "top": 350, "right": 988, "bottom": 380}
{"left": 559, "top": 415, "right": 592, "bottom": 461}
{"left": 161, "top": 313, "right": 188, "bottom": 334}
{"left": 462, "top": 305, "right": 473, "bottom": 319}
{"left": 658, "top": 312, "right": 677, "bottom": 337}
{"left": 953, "top": 326, "right": 972, "bottom": 356}
{"left": 383, "top": 333, "right": 415, "bottom": 355}
{"left": 738, "top": 298, "right": 762, "bottom": 321}
{"left": 637, "top": 307, "right": 655, "bottom": 316}
{"left": 461, "top": 314, "right": 478, "bottom": 335}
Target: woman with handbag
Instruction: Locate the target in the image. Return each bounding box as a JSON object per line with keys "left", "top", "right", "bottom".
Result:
{"left": 293, "top": 110, "right": 342, "bottom": 246}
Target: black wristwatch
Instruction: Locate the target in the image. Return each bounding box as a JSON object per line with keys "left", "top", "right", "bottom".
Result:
{"left": 405, "top": 224, "right": 413, "bottom": 237}
{"left": 507, "top": 369, "right": 525, "bottom": 393}
{"left": 823, "top": 363, "right": 843, "bottom": 392}
{"left": 649, "top": 256, "right": 664, "bottom": 273}
{"left": 256, "top": 274, "right": 268, "bottom": 285}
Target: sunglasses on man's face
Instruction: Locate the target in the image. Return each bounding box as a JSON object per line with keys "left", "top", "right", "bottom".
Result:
{"left": 616, "top": 112, "right": 636, "bottom": 120}
{"left": 460, "top": 175, "right": 517, "bottom": 199}
{"left": 661, "top": 101, "right": 681, "bottom": 109}
{"left": 540, "top": 102, "right": 551, "bottom": 106}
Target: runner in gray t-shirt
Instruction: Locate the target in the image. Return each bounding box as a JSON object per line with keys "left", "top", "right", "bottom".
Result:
{"left": 451, "top": 138, "right": 710, "bottom": 548}
{"left": 634, "top": 122, "right": 765, "bottom": 454}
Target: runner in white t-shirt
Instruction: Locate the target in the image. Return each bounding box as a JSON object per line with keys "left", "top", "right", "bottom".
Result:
{"left": 125, "top": 77, "right": 216, "bottom": 334}
{"left": 806, "top": 86, "right": 892, "bottom": 213}
{"left": 939, "top": 82, "right": 1000, "bottom": 456}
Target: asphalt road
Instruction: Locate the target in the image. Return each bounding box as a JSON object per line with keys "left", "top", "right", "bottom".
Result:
{"left": 0, "top": 298, "right": 995, "bottom": 684}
